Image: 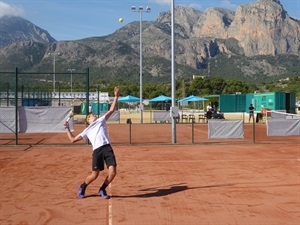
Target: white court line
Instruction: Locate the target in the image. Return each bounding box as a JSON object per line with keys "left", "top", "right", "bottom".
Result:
{"left": 122, "top": 159, "right": 298, "bottom": 163}
{"left": 108, "top": 183, "right": 112, "bottom": 225}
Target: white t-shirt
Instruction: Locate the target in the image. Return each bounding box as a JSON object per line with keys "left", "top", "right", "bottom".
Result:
{"left": 207, "top": 105, "right": 212, "bottom": 111}
{"left": 79, "top": 116, "right": 110, "bottom": 150}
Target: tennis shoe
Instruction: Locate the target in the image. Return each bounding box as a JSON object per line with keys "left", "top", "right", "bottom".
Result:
{"left": 99, "top": 189, "right": 110, "bottom": 199}
{"left": 77, "top": 186, "right": 85, "bottom": 199}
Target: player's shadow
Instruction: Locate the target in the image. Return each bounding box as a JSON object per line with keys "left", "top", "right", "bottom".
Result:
{"left": 84, "top": 183, "right": 236, "bottom": 199}
{"left": 84, "top": 183, "right": 189, "bottom": 199}
{"left": 116, "top": 185, "right": 189, "bottom": 198}
{"left": 116, "top": 183, "right": 237, "bottom": 198}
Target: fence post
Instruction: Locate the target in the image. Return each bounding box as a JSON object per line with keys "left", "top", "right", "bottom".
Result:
{"left": 85, "top": 68, "right": 90, "bottom": 145}
{"left": 192, "top": 119, "right": 194, "bottom": 144}
{"left": 6, "top": 82, "right": 9, "bottom": 106}
{"left": 126, "top": 118, "right": 132, "bottom": 144}
{"left": 58, "top": 83, "right": 61, "bottom": 106}
{"left": 85, "top": 68, "right": 89, "bottom": 115}
{"left": 252, "top": 114, "right": 256, "bottom": 143}
{"left": 129, "top": 122, "right": 132, "bottom": 144}
{"left": 15, "top": 67, "right": 19, "bottom": 145}
{"left": 97, "top": 85, "right": 100, "bottom": 117}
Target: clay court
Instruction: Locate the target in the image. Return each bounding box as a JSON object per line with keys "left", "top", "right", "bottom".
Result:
{"left": 0, "top": 123, "right": 299, "bottom": 225}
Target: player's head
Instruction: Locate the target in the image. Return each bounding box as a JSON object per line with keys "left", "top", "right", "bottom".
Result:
{"left": 86, "top": 113, "right": 97, "bottom": 125}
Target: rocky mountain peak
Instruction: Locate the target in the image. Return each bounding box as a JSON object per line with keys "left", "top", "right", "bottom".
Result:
{"left": 228, "top": 0, "right": 299, "bottom": 56}
{"left": 258, "top": 0, "right": 281, "bottom": 4}
{"left": 0, "top": 15, "right": 56, "bottom": 48}
{"left": 0, "top": 0, "right": 299, "bottom": 83}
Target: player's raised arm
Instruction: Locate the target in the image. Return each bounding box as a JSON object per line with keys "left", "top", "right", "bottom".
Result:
{"left": 105, "top": 87, "right": 120, "bottom": 121}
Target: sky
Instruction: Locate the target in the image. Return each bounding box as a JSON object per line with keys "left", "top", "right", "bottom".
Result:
{"left": 1, "top": 0, "right": 299, "bottom": 41}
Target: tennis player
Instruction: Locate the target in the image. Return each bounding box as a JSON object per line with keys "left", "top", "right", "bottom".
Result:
{"left": 64, "top": 87, "right": 120, "bottom": 199}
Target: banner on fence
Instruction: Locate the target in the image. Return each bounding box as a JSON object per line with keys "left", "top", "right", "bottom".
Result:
{"left": 18, "top": 107, "right": 74, "bottom": 133}
{"left": 153, "top": 111, "right": 171, "bottom": 123}
{"left": 208, "top": 120, "right": 244, "bottom": 139}
{"left": 0, "top": 107, "right": 16, "bottom": 133}
{"left": 267, "top": 119, "right": 300, "bottom": 136}
{"left": 1, "top": 107, "right": 75, "bottom": 133}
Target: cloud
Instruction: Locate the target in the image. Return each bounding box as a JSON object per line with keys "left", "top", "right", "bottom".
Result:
{"left": 0, "top": 1, "right": 25, "bottom": 17}
{"left": 148, "top": 0, "right": 170, "bottom": 6}
{"left": 184, "top": 3, "right": 202, "bottom": 10}
{"left": 220, "top": 0, "right": 238, "bottom": 10}
{"left": 148, "top": 0, "right": 202, "bottom": 10}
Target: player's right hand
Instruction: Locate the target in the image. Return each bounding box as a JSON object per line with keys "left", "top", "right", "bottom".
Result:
{"left": 64, "top": 121, "right": 69, "bottom": 129}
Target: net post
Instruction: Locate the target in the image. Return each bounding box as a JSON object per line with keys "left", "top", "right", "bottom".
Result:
{"left": 15, "top": 67, "right": 19, "bottom": 145}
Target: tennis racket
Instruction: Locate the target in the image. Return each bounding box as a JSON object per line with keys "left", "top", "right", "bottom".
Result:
{"left": 66, "top": 109, "right": 74, "bottom": 122}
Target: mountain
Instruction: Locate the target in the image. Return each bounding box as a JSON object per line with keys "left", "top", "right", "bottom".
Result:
{"left": 228, "top": 0, "right": 299, "bottom": 56}
{"left": 0, "top": 0, "right": 299, "bottom": 86}
{"left": 0, "top": 15, "right": 56, "bottom": 48}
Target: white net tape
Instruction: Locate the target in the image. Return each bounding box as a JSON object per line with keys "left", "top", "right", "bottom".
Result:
{"left": 270, "top": 110, "right": 300, "bottom": 120}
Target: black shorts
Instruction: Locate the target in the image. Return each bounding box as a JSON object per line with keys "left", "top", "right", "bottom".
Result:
{"left": 92, "top": 144, "right": 117, "bottom": 171}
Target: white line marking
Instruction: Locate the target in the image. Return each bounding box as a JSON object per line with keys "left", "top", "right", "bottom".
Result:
{"left": 121, "top": 159, "right": 297, "bottom": 163}
{"left": 108, "top": 183, "right": 112, "bottom": 225}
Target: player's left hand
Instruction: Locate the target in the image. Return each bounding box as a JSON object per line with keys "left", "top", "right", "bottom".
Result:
{"left": 114, "top": 87, "right": 120, "bottom": 97}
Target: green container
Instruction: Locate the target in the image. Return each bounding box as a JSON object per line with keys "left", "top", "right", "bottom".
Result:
{"left": 286, "top": 92, "right": 296, "bottom": 113}
{"left": 205, "top": 92, "right": 292, "bottom": 113}
{"left": 219, "top": 95, "right": 235, "bottom": 112}
{"left": 245, "top": 94, "right": 255, "bottom": 112}
{"left": 253, "top": 92, "right": 286, "bottom": 111}
{"left": 91, "top": 103, "right": 109, "bottom": 114}
{"left": 80, "top": 102, "right": 88, "bottom": 115}
{"left": 234, "top": 94, "right": 246, "bottom": 112}
{"left": 81, "top": 102, "right": 110, "bottom": 115}
{"left": 218, "top": 94, "right": 246, "bottom": 112}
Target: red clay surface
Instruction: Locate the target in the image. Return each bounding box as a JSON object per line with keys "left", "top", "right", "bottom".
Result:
{"left": 0, "top": 124, "right": 299, "bottom": 225}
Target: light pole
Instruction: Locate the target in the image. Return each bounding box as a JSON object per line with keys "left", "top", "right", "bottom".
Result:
{"left": 171, "top": 0, "right": 176, "bottom": 144}
{"left": 67, "top": 68, "right": 76, "bottom": 94}
{"left": 48, "top": 52, "right": 60, "bottom": 93}
{"left": 131, "top": 5, "right": 151, "bottom": 124}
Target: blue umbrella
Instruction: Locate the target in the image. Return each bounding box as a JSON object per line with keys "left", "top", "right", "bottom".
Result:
{"left": 118, "top": 95, "right": 140, "bottom": 103}
{"left": 178, "top": 95, "right": 193, "bottom": 103}
{"left": 178, "top": 95, "right": 208, "bottom": 111}
{"left": 178, "top": 95, "right": 208, "bottom": 102}
{"left": 149, "top": 95, "right": 172, "bottom": 102}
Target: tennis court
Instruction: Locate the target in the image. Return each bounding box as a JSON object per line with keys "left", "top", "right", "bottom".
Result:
{"left": 0, "top": 124, "right": 299, "bottom": 225}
